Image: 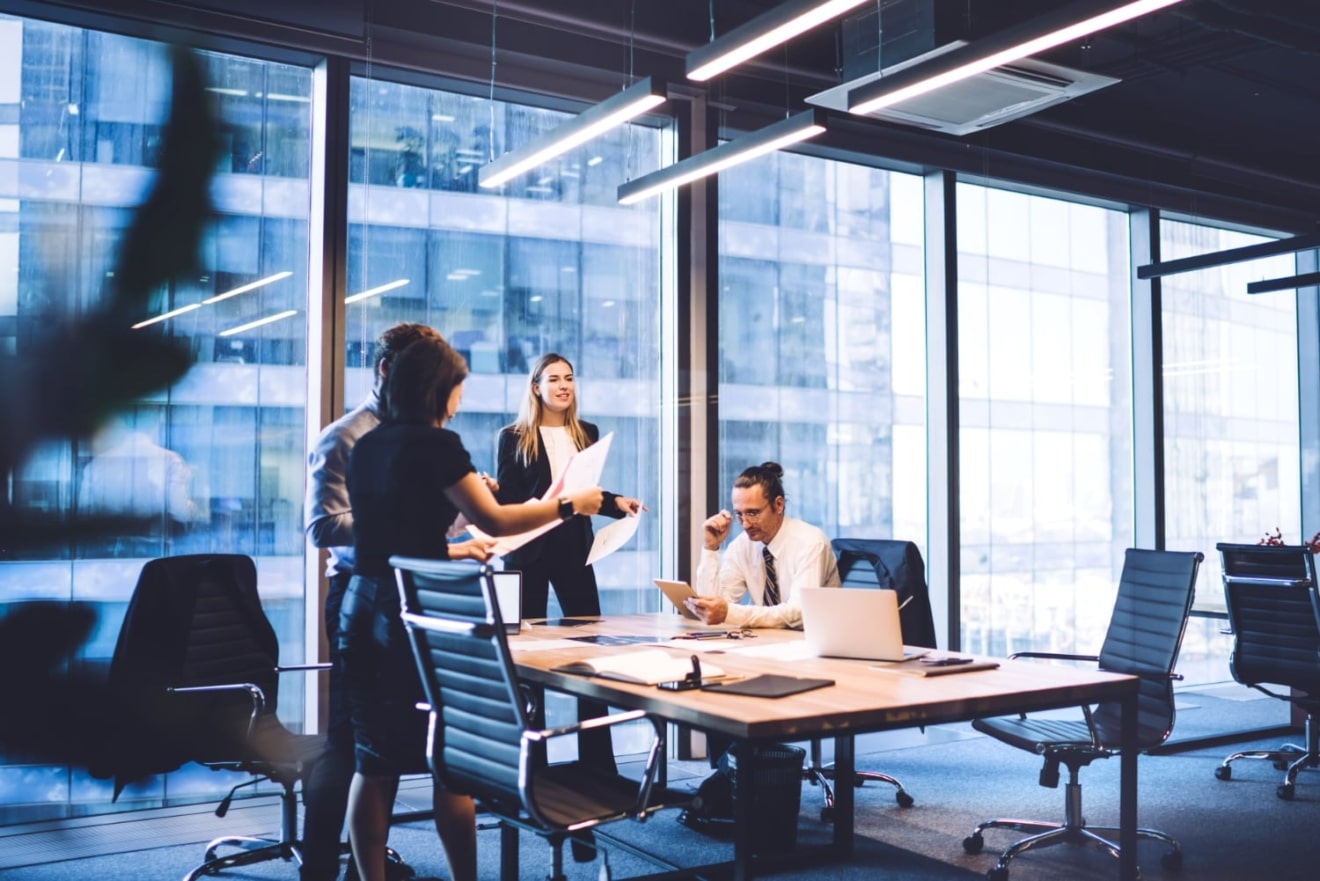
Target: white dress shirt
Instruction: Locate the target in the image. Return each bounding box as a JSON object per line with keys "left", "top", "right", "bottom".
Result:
{"left": 694, "top": 515, "right": 840, "bottom": 629}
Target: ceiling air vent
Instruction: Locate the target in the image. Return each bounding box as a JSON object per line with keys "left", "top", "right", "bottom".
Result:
{"left": 807, "top": 44, "right": 1119, "bottom": 137}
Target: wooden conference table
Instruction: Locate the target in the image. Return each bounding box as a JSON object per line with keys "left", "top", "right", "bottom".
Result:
{"left": 508, "top": 614, "right": 1140, "bottom": 881}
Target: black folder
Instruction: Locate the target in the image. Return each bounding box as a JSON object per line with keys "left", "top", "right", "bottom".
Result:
{"left": 700, "top": 674, "right": 834, "bottom": 698}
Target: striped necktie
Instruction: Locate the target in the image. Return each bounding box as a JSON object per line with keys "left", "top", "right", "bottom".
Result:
{"left": 762, "top": 547, "right": 781, "bottom": 606}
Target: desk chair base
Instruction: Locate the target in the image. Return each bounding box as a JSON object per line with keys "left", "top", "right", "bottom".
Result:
{"left": 962, "top": 777, "right": 1182, "bottom": 881}
{"left": 1215, "top": 712, "right": 1319, "bottom": 800}
{"left": 805, "top": 740, "right": 913, "bottom": 822}
{"left": 180, "top": 776, "right": 408, "bottom": 881}
{"left": 183, "top": 776, "right": 303, "bottom": 881}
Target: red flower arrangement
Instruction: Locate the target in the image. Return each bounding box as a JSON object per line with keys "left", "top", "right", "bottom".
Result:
{"left": 1258, "top": 528, "right": 1320, "bottom": 553}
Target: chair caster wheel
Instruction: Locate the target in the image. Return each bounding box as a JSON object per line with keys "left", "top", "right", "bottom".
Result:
{"left": 895, "top": 790, "right": 915, "bottom": 808}
{"left": 1277, "top": 783, "right": 1295, "bottom": 800}
{"left": 987, "top": 866, "right": 1009, "bottom": 881}
{"left": 1214, "top": 765, "right": 1231, "bottom": 781}
{"left": 1273, "top": 760, "right": 1289, "bottom": 771}
{"left": 820, "top": 805, "right": 835, "bottom": 823}
{"left": 963, "top": 833, "right": 984, "bottom": 854}
{"left": 1161, "top": 849, "right": 1183, "bottom": 871}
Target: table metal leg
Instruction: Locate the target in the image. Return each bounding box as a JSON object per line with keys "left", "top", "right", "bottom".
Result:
{"left": 732, "top": 741, "right": 755, "bottom": 881}
{"left": 833, "top": 734, "right": 855, "bottom": 855}
{"left": 1119, "top": 687, "right": 1138, "bottom": 881}
{"left": 499, "top": 821, "right": 519, "bottom": 881}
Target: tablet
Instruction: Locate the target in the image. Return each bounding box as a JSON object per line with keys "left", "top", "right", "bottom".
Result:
{"left": 654, "top": 579, "right": 700, "bottom": 620}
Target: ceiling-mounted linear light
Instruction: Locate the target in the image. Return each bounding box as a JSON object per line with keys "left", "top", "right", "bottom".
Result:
{"left": 617, "top": 109, "right": 827, "bottom": 205}
{"left": 686, "top": 0, "right": 870, "bottom": 82}
{"left": 1137, "top": 232, "right": 1320, "bottom": 280}
{"left": 131, "top": 270, "right": 293, "bottom": 329}
{"left": 218, "top": 309, "right": 299, "bottom": 337}
{"left": 479, "top": 77, "right": 667, "bottom": 190}
{"left": 1246, "top": 272, "right": 1320, "bottom": 295}
{"left": 848, "top": 0, "right": 1185, "bottom": 116}
{"left": 346, "top": 278, "right": 410, "bottom": 305}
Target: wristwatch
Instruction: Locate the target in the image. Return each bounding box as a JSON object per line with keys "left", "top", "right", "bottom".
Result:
{"left": 557, "top": 497, "right": 575, "bottom": 520}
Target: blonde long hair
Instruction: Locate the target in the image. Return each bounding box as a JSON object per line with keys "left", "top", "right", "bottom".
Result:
{"left": 509, "top": 352, "right": 590, "bottom": 466}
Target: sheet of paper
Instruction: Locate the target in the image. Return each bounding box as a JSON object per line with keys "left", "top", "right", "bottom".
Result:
{"left": 585, "top": 511, "right": 640, "bottom": 565}
{"left": 553, "top": 431, "right": 612, "bottom": 496}
{"left": 724, "top": 640, "right": 816, "bottom": 661}
{"left": 470, "top": 433, "right": 615, "bottom": 557}
{"left": 505, "top": 638, "right": 593, "bottom": 652}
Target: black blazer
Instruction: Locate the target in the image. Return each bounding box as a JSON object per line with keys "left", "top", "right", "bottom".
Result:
{"left": 495, "top": 420, "right": 624, "bottom": 567}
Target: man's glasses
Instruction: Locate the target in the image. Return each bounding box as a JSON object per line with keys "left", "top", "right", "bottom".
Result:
{"left": 733, "top": 507, "right": 766, "bottom": 522}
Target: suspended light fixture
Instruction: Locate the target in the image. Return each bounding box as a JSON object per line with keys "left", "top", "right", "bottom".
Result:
{"left": 1137, "top": 232, "right": 1320, "bottom": 279}
{"left": 478, "top": 77, "right": 667, "bottom": 190}
{"left": 686, "top": 0, "right": 871, "bottom": 82}
{"left": 617, "top": 109, "right": 827, "bottom": 205}
{"left": 1247, "top": 272, "right": 1320, "bottom": 295}
{"left": 848, "top": 0, "right": 1185, "bottom": 116}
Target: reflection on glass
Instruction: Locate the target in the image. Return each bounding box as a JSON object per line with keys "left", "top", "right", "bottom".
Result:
{"left": 1161, "top": 220, "right": 1300, "bottom": 682}
{"left": 0, "top": 14, "right": 311, "bottom": 822}
{"left": 717, "top": 153, "right": 925, "bottom": 557}
{"left": 344, "top": 75, "right": 663, "bottom": 617}
{"left": 956, "top": 184, "right": 1133, "bottom": 660}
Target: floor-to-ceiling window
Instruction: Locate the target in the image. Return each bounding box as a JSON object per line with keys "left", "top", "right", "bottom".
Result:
{"left": 716, "top": 154, "right": 926, "bottom": 552}
{"left": 343, "top": 74, "right": 664, "bottom": 616}
{"left": 0, "top": 15, "right": 312, "bottom": 822}
{"left": 956, "top": 183, "right": 1133, "bottom": 658}
{"left": 1161, "top": 220, "right": 1300, "bottom": 682}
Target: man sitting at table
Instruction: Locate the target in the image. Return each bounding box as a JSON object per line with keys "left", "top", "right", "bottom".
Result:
{"left": 683, "top": 462, "right": 840, "bottom": 828}
{"left": 686, "top": 461, "right": 840, "bottom": 629}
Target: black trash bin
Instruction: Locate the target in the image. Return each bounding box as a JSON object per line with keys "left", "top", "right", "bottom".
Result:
{"left": 720, "top": 741, "right": 805, "bottom": 855}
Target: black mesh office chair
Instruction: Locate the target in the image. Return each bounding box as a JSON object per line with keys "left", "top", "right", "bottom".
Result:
{"left": 962, "top": 548, "right": 1202, "bottom": 881}
{"left": 1213, "top": 542, "right": 1320, "bottom": 800}
{"left": 102, "top": 554, "right": 330, "bottom": 881}
{"left": 802, "top": 538, "right": 938, "bottom": 817}
{"left": 392, "top": 556, "right": 688, "bottom": 881}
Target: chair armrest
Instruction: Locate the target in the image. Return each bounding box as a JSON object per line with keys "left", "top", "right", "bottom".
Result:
{"left": 1008, "top": 651, "right": 1099, "bottom": 663}
{"left": 523, "top": 708, "right": 650, "bottom": 743}
{"left": 169, "top": 683, "right": 266, "bottom": 739}
{"left": 277, "top": 662, "right": 331, "bottom": 673}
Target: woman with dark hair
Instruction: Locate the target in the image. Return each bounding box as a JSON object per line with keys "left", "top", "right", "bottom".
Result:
{"left": 342, "top": 336, "right": 604, "bottom": 881}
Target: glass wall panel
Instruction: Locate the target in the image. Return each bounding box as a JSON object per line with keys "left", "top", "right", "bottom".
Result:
{"left": 956, "top": 184, "right": 1133, "bottom": 658}
{"left": 1161, "top": 220, "right": 1300, "bottom": 682}
{"left": 344, "top": 76, "right": 663, "bottom": 617}
{"left": 0, "top": 14, "right": 311, "bottom": 822}
{"left": 717, "top": 155, "right": 926, "bottom": 557}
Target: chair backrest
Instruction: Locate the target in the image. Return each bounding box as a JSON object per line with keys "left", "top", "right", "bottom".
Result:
{"left": 831, "top": 538, "right": 938, "bottom": 649}
{"left": 103, "top": 554, "right": 279, "bottom": 792}
{"left": 393, "top": 556, "right": 529, "bottom": 813}
{"left": 1090, "top": 548, "right": 1202, "bottom": 749}
{"left": 1217, "top": 542, "right": 1320, "bottom": 696}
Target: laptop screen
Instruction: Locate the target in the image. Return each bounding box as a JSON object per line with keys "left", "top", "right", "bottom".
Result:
{"left": 492, "top": 570, "right": 522, "bottom": 635}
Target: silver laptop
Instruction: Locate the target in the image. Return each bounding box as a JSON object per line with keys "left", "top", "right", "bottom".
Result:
{"left": 491, "top": 570, "right": 523, "bottom": 635}
{"left": 799, "top": 587, "right": 921, "bottom": 662}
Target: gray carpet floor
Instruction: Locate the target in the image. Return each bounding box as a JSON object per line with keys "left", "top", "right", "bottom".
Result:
{"left": 2, "top": 685, "right": 1315, "bottom": 881}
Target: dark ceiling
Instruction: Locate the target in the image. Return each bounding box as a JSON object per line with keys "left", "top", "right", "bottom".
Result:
{"left": 407, "top": 0, "right": 1320, "bottom": 232}
{"left": 42, "top": 0, "right": 1320, "bottom": 231}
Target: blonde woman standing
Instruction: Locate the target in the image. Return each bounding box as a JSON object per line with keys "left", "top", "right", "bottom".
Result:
{"left": 495, "top": 352, "right": 643, "bottom": 619}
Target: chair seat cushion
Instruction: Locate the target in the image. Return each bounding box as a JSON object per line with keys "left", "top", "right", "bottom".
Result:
{"left": 973, "top": 715, "right": 1107, "bottom": 759}
{"left": 529, "top": 763, "right": 683, "bottom": 830}
{"left": 214, "top": 715, "right": 326, "bottom": 785}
